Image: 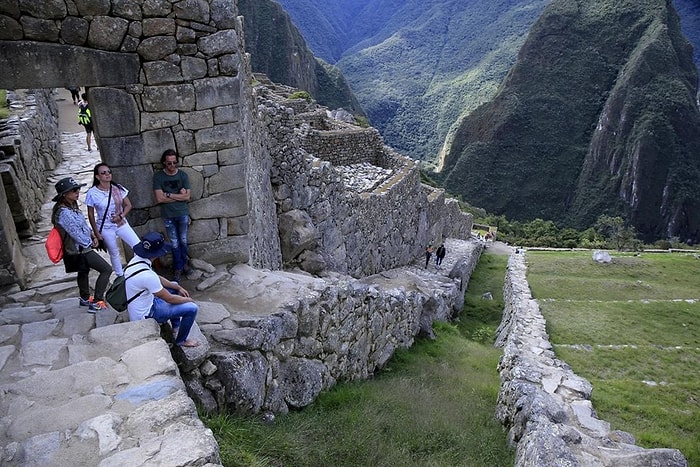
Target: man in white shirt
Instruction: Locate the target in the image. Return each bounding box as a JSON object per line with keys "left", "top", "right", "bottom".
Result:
{"left": 125, "top": 231, "right": 199, "bottom": 347}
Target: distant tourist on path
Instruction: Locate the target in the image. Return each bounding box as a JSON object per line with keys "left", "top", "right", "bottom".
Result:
{"left": 153, "top": 149, "right": 192, "bottom": 282}
{"left": 125, "top": 232, "right": 200, "bottom": 347}
{"left": 77, "top": 92, "right": 94, "bottom": 151}
{"left": 51, "top": 177, "right": 112, "bottom": 312}
{"left": 435, "top": 243, "right": 446, "bottom": 266}
{"left": 67, "top": 87, "right": 80, "bottom": 105}
{"left": 86, "top": 163, "right": 141, "bottom": 276}
{"left": 425, "top": 243, "right": 434, "bottom": 268}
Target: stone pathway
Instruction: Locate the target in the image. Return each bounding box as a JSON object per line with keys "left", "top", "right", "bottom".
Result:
{"left": 0, "top": 95, "right": 223, "bottom": 465}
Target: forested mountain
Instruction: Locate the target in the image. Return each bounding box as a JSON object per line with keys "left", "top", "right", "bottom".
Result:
{"left": 266, "top": 0, "right": 700, "bottom": 242}
{"left": 237, "top": 0, "right": 364, "bottom": 115}
{"left": 277, "top": 0, "right": 550, "bottom": 161}
{"left": 438, "top": 0, "right": 700, "bottom": 242}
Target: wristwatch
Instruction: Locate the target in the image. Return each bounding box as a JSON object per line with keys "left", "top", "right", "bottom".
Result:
{"left": 166, "top": 192, "right": 171, "bottom": 198}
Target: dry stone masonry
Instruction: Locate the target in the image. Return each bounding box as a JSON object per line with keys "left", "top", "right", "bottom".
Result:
{"left": 0, "top": 90, "right": 62, "bottom": 288}
{"left": 496, "top": 252, "right": 688, "bottom": 467}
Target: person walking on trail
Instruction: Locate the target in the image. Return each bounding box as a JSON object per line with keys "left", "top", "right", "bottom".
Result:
{"left": 86, "top": 163, "right": 141, "bottom": 276}
{"left": 51, "top": 177, "right": 112, "bottom": 313}
{"left": 77, "top": 92, "right": 94, "bottom": 151}
{"left": 153, "top": 149, "right": 191, "bottom": 282}
{"left": 435, "top": 244, "right": 446, "bottom": 267}
{"left": 425, "top": 243, "right": 434, "bottom": 268}
{"left": 125, "top": 232, "right": 200, "bottom": 347}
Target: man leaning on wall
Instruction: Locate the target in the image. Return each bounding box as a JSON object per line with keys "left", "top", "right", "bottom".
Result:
{"left": 153, "top": 149, "right": 191, "bottom": 281}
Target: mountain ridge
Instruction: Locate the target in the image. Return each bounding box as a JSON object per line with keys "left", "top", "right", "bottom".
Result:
{"left": 438, "top": 0, "right": 700, "bottom": 242}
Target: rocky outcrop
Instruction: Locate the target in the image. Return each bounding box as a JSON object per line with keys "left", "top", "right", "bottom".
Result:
{"left": 496, "top": 252, "right": 688, "bottom": 466}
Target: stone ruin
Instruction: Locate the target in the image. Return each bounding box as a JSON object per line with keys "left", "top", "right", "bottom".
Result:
{"left": 0, "top": 1, "right": 480, "bottom": 464}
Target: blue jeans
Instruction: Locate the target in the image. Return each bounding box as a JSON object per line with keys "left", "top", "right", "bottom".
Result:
{"left": 163, "top": 215, "right": 189, "bottom": 271}
{"left": 150, "top": 295, "right": 198, "bottom": 345}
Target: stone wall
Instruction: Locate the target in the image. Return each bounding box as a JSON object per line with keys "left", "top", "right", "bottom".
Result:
{"left": 0, "top": 90, "right": 61, "bottom": 287}
{"left": 0, "top": 0, "right": 280, "bottom": 271}
{"left": 181, "top": 240, "right": 482, "bottom": 416}
{"left": 495, "top": 252, "right": 688, "bottom": 466}
{"left": 257, "top": 85, "right": 473, "bottom": 278}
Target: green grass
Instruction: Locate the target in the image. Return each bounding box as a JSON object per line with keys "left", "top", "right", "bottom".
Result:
{"left": 202, "top": 251, "right": 513, "bottom": 467}
{"left": 527, "top": 250, "right": 700, "bottom": 465}
{"left": 0, "top": 90, "right": 9, "bottom": 119}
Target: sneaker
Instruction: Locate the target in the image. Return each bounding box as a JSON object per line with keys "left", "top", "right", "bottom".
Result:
{"left": 79, "top": 296, "right": 93, "bottom": 307}
{"left": 88, "top": 300, "right": 108, "bottom": 313}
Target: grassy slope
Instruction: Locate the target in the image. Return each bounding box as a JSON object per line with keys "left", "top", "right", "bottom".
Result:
{"left": 526, "top": 250, "right": 700, "bottom": 465}
{"left": 203, "top": 252, "right": 514, "bottom": 467}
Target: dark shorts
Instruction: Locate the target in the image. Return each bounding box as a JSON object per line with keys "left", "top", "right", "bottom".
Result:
{"left": 83, "top": 123, "right": 93, "bottom": 133}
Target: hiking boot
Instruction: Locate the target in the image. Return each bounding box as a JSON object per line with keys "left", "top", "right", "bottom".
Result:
{"left": 88, "top": 300, "right": 108, "bottom": 313}
{"left": 79, "top": 296, "right": 93, "bottom": 307}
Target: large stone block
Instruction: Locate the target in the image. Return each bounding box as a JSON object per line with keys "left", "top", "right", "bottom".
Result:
{"left": 142, "top": 128, "right": 176, "bottom": 162}
{"left": 189, "top": 235, "right": 249, "bottom": 265}
{"left": 190, "top": 188, "right": 247, "bottom": 219}
{"left": 137, "top": 35, "right": 177, "bottom": 61}
{"left": 0, "top": 15, "right": 22, "bottom": 41}
{"left": 174, "top": 0, "right": 210, "bottom": 23}
{"left": 211, "top": 0, "right": 238, "bottom": 29}
{"left": 198, "top": 29, "right": 238, "bottom": 56}
{"left": 143, "top": 60, "right": 184, "bottom": 85}
{"left": 0, "top": 42, "right": 139, "bottom": 89}
{"left": 110, "top": 164, "right": 156, "bottom": 209}
{"left": 141, "top": 112, "right": 180, "bottom": 131}
{"left": 188, "top": 218, "right": 220, "bottom": 244}
{"left": 61, "top": 16, "right": 88, "bottom": 45}
{"left": 142, "top": 84, "right": 195, "bottom": 112}
{"left": 194, "top": 76, "right": 239, "bottom": 109}
{"left": 91, "top": 87, "right": 140, "bottom": 137}
{"left": 100, "top": 134, "right": 146, "bottom": 167}
{"left": 208, "top": 164, "right": 245, "bottom": 193}
{"left": 195, "top": 123, "right": 242, "bottom": 151}
{"left": 88, "top": 16, "right": 129, "bottom": 51}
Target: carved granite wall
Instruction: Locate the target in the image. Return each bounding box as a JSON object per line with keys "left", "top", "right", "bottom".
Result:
{"left": 0, "top": 90, "right": 61, "bottom": 287}
{"left": 0, "top": 0, "right": 280, "bottom": 272}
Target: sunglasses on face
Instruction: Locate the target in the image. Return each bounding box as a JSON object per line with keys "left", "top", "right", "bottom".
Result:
{"left": 165, "top": 161, "right": 178, "bottom": 166}
{"left": 99, "top": 170, "right": 112, "bottom": 175}
{"left": 70, "top": 188, "right": 81, "bottom": 193}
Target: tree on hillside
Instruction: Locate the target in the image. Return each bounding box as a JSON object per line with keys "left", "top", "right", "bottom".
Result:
{"left": 594, "top": 215, "right": 639, "bottom": 251}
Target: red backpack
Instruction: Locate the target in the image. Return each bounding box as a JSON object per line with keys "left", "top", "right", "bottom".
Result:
{"left": 45, "top": 227, "right": 64, "bottom": 263}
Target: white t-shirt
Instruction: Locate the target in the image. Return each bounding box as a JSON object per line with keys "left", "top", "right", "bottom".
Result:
{"left": 85, "top": 184, "right": 129, "bottom": 230}
{"left": 124, "top": 256, "right": 163, "bottom": 321}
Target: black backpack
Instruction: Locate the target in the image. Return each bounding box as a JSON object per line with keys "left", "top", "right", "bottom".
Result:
{"left": 105, "top": 261, "right": 150, "bottom": 312}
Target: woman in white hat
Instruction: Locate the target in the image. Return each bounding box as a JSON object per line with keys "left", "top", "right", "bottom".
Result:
{"left": 51, "top": 176, "right": 112, "bottom": 312}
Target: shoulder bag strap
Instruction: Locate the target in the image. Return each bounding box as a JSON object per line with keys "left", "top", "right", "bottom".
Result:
{"left": 99, "top": 186, "right": 112, "bottom": 234}
{"left": 123, "top": 260, "right": 152, "bottom": 305}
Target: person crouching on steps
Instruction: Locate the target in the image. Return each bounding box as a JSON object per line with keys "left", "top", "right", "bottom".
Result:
{"left": 51, "top": 177, "right": 112, "bottom": 312}
{"left": 125, "top": 232, "right": 200, "bottom": 347}
{"left": 86, "top": 163, "right": 141, "bottom": 276}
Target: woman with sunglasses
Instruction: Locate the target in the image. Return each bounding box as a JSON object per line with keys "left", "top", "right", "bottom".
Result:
{"left": 51, "top": 177, "right": 112, "bottom": 312}
{"left": 85, "top": 163, "right": 141, "bottom": 277}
